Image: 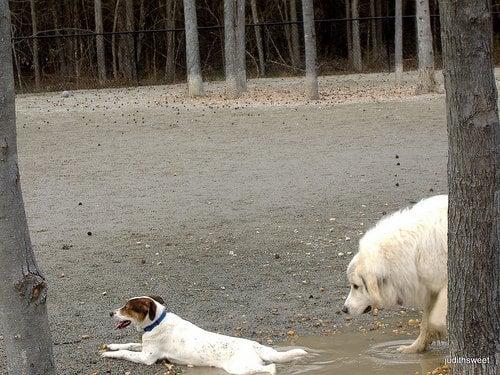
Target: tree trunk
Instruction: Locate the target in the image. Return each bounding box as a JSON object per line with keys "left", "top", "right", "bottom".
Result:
{"left": 441, "top": 0, "right": 499, "bottom": 372}
{"left": 301, "top": 0, "right": 318, "bottom": 99}
{"left": 250, "top": 0, "right": 265, "bottom": 76}
{"left": 224, "top": 0, "right": 239, "bottom": 98}
{"left": 351, "top": 0, "right": 362, "bottom": 71}
{"left": 136, "top": 0, "right": 146, "bottom": 63}
{"left": 369, "top": 0, "right": 377, "bottom": 54}
{"left": 345, "top": 0, "right": 353, "bottom": 67}
{"left": 29, "top": 0, "right": 40, "bottom": 90}
{"left": 416, "top": 0, "right": 436, "bottom": 93}
{"left": 165, "top": 0, "right": 176, "bottom": 82}
{"left": 0, "top": 2, "right": 55, "bottom": 373}
{"left": 94, "top": 0, "right": 106, "bottom": 84}
{"left": 112, "top": 0, "right": 121, "bottom": 79}
{"left": 290, "top": 0, "right": 300, "bottom": 69}
{"left": 182, "top": 0, "right": 204, "bottom": 96}
{"left": 125, "top": 0, "right": 137, "bottom": 81}
{"left": 236, "top": 0, "right": 246, "bottom": 91}
{"left": 394, "top": 0, "right": 403, "bottom": 83}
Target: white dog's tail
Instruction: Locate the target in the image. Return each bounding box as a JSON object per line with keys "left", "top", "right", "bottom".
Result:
{"left": 256, "top": 345, "right": 308, "bottom": 363}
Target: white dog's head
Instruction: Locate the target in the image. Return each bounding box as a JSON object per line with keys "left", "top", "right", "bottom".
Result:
{"left": 110, "top": 296, "right": 165, "bottom": 331}
{"left": 342, "top": 250, "right": 402, "bottom": 315}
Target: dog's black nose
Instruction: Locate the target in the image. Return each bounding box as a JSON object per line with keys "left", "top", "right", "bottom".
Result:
{"left": 109, "top": 311, "right": 114, "bottom": 317}
{"left": 341, "top": 306, "right": 349, "bottom": 314}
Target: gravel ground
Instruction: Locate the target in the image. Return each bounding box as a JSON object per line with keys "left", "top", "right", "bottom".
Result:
{"left": 3, "top": 70, "right": 490, "bottom": 374}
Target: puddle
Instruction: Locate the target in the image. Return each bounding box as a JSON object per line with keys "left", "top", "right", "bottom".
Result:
{"left": 182, "top": 330, "right": 446, "bottom": 375}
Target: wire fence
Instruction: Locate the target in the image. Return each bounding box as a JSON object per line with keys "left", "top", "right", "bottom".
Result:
{"left": 11, "top": 13, "right": 500, "bottom": 93}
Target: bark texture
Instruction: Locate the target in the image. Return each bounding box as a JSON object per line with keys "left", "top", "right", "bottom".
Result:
{"left": 182, "top": 0, "right": 204, "bottom": 96}
{"left": 29, "top": 0, "right": 40, "bottom": 90}
{"left": 236, "top": 0, "right": 247, "bottom": 91}
{"left": 301, "top": 0, "right": 318, "bottom": 99}
{"left": 345, "top": 0, "right": 353, "bottom": 67}
{"left": 351, "top": 0, "right": 362, "bottom": 72}
{"left": 224, "top": 0, "right": 239, "bottom": 98}
{"left": 165, "top": 0, "right": 176, "bottom": 82}
{"left": 94, "top": 0, "right": 106, "bottom": 84}
{"left": 394, "top": 0, "right": 403, "bottom": 83}
{"left": 416, "top": 0, "right": 435, "bottom": 93}
{"left": 250, "top": 0, "right": 265, "bottom": 76}
{"left": 289, "top": 0, "right": 300, "bottom": 68}
{"left": 0, "top": 1, "right": 55, "bottom": 374}
{"left": 440, "top": 0, "right": 499, "bottom": 374}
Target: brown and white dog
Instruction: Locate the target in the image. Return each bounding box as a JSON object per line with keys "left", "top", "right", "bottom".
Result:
{"left": 102, "top": 296, "right": 308, "bottom": 374}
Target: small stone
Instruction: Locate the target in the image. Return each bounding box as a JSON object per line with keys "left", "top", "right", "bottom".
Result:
{"left": 81, "top": 335, "right": 90, "bottom": 339}
{"left": 87, "top": 231, "right": 92, "bottom": 236}
{"left": 102, "top": 291, "right": 107, "bottom": 296}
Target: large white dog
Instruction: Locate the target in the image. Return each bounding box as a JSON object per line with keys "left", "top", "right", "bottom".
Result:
{"left": 342, "top": 195, "right": 448, "bottom": 353}
{"left": 102, "top": 296, "right": 307, "bottom": 374}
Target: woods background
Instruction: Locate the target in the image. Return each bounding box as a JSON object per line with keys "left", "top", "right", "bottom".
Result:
{"left": 8, "top": 0, "right": 500, "bottom": 93}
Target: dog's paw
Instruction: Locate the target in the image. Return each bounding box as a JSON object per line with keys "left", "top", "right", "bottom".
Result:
{"left": 101, "top": 351, "right": 113, "bottom": 358}
{"left": 105, "top": 344, "right": 121, "bottom": 351}
{"left": 397, "top": 344, "right": 424, "bottom": 354}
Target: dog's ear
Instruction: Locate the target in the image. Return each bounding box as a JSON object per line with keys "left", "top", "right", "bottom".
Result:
{"left": 148, "top": 295, "right": 165, "bottom": 305}
{"left": 364, "top": 273, "right": 384, "bottom": 307}
{"left": 148, "top": 299, "right": 157, "bottom": 321}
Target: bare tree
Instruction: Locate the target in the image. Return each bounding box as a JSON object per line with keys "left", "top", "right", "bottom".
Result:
{"left": 250, "top": 0, "right": 265, "bottom": 76}
{"left": 236, "top": 0, "right": 247, "bottom": 91}
{"left": 0, "top": 1, "right": 55, "bottom": 373}
{"left": 289, "top": 0, "right": 300, "bottom": 68}
{"left": 183, "top": 0, "right": 204, "bottom": 96}
{"left": 112, "top": 0, "right": 121, "bottom": 79}
{"left": 94, "top": 0, "right": 106, "bottom": 84}
{"left": 165, "top": 0, "right": 176, "bottom": 82}
{"left": 345, "top": 0, "right": 353, "bottom": 68}
{"left": 415, "top": 0, "right": 436, "bottom": 93}
{"left": 29, "top": 0, "right": 40, "bottom": 90}
{"left": 441, "top": 0, "right": 499, "bottom": 373}
{"left": 351, "top": 0, "right": 362, "bottom": 71}
{"left": 369, "top": 0, "right": 377, "bottom": 54}
{"left": 394, "top": 0, "right": 403, "bottom": 83}
{"left": 301, "top": 0, "right": 318, "bottom": 99}
{"left": 224, "top": 0, "right": 239, "bottom": 98}
{"left": 125, "top": 0, "right": 137, "bottom": 81}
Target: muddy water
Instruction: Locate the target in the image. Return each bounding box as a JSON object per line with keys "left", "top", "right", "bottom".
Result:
{"left": 183, "top": 330, "right": 446, "bottom": 375}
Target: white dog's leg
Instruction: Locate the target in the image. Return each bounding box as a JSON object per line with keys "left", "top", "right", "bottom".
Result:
{"left": 429, "top": 287, "right": 447, "bottom": 339}
{"left": 398, "top": 294, "right": 438, "bottom": 354}
{"left": 106, "top": 343, "right": 142, "bottom": 351}
{"left": 102, "top": 350, "right": 157, "bottom": 365}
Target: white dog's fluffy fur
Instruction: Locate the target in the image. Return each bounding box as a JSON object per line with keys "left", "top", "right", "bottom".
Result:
{"left": 343, "top": 195, "right": 448, "bottom": 353}
{"left": 102, "top": 296, "right": 307, "bottom": 374}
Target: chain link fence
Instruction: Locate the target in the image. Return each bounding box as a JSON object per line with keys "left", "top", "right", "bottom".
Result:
{"left": 11, "top": 13, "right": 500, "bottom": 93}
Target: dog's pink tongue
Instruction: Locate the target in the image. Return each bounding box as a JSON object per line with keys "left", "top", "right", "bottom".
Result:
{"left": 115, "top": 321, "right": 127, "bottom": 329}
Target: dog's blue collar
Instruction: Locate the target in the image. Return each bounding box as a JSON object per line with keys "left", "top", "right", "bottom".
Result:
{"left": 144, "top": 309, "right": 167, "bottom": 332}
